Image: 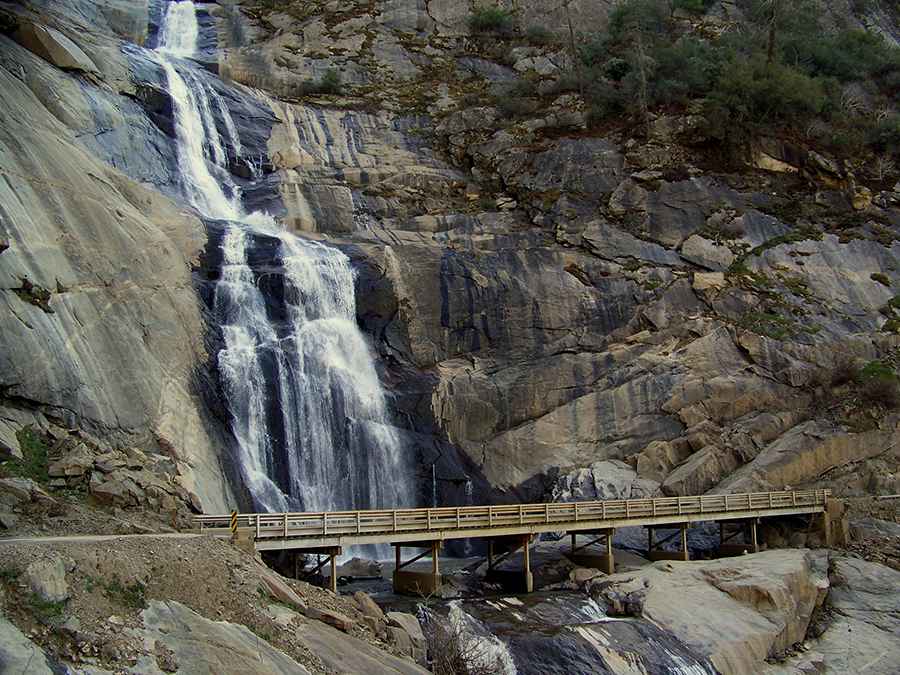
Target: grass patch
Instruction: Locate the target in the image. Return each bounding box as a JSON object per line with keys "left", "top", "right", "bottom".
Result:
{"left": 739, "top": 311, "right": 797, "bottom": 339}
{"left": 3, "top": 427, "right": 49, "bottom": 483}
{"left": 28, "top": 593, "right": 66, "bottom": 623}
{"left": 0, "top": 566, "right": 20, "bottom": 583}
{"left": 859, "top": 360, "right": 896, "bottom": 382}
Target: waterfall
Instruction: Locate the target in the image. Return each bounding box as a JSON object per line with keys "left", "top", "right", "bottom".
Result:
{"left": 153, "top": 1, "right": 413, "bottom": 526}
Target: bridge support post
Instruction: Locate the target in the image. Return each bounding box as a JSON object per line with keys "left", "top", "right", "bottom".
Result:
{"left": 568, "top": 529, "right": 616, "bottom": 574}
{"left": 647, "top": 524, "right": 689, "bottom": 561}
{"left": 330, "top": 553, "right": 337, "bottom": 593}
{"left": 522, "top": 535, "right": 533, "bottom": 593}
{"left": 392, "top": 541, "right": 443, "bottom": 596}
{"left": 717, "top": 519, "right": 760, "bottom": 556}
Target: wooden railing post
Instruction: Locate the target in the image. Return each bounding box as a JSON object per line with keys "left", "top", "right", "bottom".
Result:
{"left": 256, "top": 514, "right": 260, "bottom": 539}
{"left": 356, "top": 511, "right": 361, "bottom": 534}
{"left": 283, "top": 513, "right": 288, "bottom": 538}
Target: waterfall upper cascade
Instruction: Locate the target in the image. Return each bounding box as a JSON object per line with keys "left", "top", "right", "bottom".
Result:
{"left": 153, "top": 0, "right": 413, "bottom": 518}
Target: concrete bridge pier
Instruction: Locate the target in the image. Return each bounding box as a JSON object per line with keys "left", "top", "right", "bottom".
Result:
{"left": 647, "top": 523, "right": 689, "bottom": 561}
{"left": 392, "top": 541, "right": 442, "bottom": 596}
{"left": 568, "top": 528, "right": 615, "bottom": 574}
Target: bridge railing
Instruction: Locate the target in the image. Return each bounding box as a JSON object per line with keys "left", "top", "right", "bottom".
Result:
{"left": 193, "top": 489, "right": 830, "bottom": 540}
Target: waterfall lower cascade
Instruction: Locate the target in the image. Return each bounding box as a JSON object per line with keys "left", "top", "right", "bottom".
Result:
{"left": 154, "top": 1, "right": 412, "bottom": 521}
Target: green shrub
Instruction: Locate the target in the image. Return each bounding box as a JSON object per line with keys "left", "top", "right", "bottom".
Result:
{"left": 497, "top": 95, "right": 539, "bottom": 119}
{"left": 708, "top": 57, "right": 827, "bottom": 126}
{"left": 867, "top": 114, "right": 900, "bottom": 159}
{"left": 585, "top": 86, "right": 629, "bottom": 126}
{"left": 0, "top": 567, "right": 20, "bottom": 583}
{"left": 673, "top": 0, "right": 715, "bottom": 13}
{"left": 859, "top": 360, "right": 896, "bottom": 382}
{"left": 602, "top": 57, "right": 631, "bottom": 82}
{"left": 299, "top": 69, "right": 342, "bottom": 96}
{"left": 580, "top": 35, "right": 610, "bottom": 67}
{"left": 104, "top": 577, "right": 147, "bottom": 609}
{"left": 28, "top": 594, "right": 66, "bottom": 624}
{"left": 650, "top": 37, "right": 719, "bottom": 103}
{"left": 469, "top": 6, "right": 514, "bottom": 35}
{"left": 525, "top": 25, "right": 555, "bottom": 46}
{"left": 871, "top": 272, "right": 892, "bottom": 287}
{"left": 608, "top": 0, "right": 669, "bottom": 42}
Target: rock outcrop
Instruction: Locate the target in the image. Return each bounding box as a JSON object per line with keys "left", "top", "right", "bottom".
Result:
{"left": 590, "top": 550, "right": 830, "bottom": 675}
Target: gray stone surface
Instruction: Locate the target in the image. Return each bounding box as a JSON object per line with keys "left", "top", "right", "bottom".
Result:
{"left": 25, "top": 556, "right": 69, "bottom": 603}
{"left": 142, "top": 600, "right": 312, "bottom": 675}
{"left": 0, "top": 23, "right": 233, "bottom": 512}
{"left": 0, "top": 615, "right": 53, "bottom": 674}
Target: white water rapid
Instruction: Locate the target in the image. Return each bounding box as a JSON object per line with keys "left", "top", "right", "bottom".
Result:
{"left": 154, "top": 1, "right": 413, "bottom": 524}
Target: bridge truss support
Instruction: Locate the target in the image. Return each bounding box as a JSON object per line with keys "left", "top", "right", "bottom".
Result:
{"left": 568, "top": 528, "right": 615, "bottom": 574}
{"left": 300, "top": 546, "right": 342, "bottom": 593}
{"left": 392, "top": 541, "right": 442, "bottom": 596}
{"left": 717, "top": 519, "right": 759, "bottom": 556}
{"left": 647, "top": 523, "right": 689, "bottom": 561}
{"left": 483, "top": 534, "right": 534, "bottom": 592}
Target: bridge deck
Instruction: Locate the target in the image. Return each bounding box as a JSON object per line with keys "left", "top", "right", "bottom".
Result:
{"left": 194, "top": 489, "right": 830, "bottom": 551}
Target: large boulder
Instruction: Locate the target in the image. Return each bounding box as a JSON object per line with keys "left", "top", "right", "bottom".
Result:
{"left": 12, "top": 22, "right": 98, "bottom": 73}
{"left": 589, "top": 550, "right": 829, "bottom": 675}
{"left": 24, "top": 556, "right": 69, "bottom": 604}
{"left": 552, "top": 460, "right": 660, "bottom": 502}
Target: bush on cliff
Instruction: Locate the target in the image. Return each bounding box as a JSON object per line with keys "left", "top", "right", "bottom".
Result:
{"left": 469, "top": 6, "right": 514, "bottom": 36}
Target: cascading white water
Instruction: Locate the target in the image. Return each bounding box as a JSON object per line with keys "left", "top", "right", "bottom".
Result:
{"left": 153, "top": 1, "right": 413, "bottom": 524}
{"left": 157, "top": 0, "right": 198, "bottom": 57}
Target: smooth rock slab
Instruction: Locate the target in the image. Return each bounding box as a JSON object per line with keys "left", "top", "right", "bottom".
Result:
{"left": 0, "top": 615, "right": 53, "bottom": 674}
{"left": 13, "top": 22, "right": 98, "bottom": 73}
{"left": 142, "top": 600, "right": 311, "bottom": 675}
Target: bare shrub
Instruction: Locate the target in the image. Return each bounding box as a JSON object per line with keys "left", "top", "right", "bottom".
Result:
{"left": 422, "top": 610, "right": 508, "bottom": 675}
{"left": 860, "top": 377, "right": 900, "bottom": 409}
{"left": 830, "top": 355, "right": 860, "bottom": 387}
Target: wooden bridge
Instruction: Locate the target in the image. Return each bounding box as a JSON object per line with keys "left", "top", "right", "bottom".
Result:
{"left": 194, "top": 489, "right": 839, "bottom": 594}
